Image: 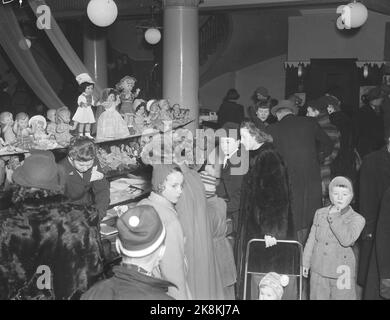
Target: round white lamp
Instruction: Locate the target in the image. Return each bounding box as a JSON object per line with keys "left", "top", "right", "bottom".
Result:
{"left": 348, "top": 1, "right": 368, "bottom": 28}
{"left": 87, "top": 0, "right": 118, "bottom": 27}
{"left": 145, "top": 28, "right": 161, "bottom": 45}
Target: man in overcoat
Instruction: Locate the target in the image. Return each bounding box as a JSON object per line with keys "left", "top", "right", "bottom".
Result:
{"left": 267, "top": 100, "right": 334, "bottom": 243}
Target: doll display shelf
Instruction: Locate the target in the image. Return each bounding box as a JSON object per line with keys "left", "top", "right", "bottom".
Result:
{"left": 0, "top": 119, "right": 194, "bottom": 157}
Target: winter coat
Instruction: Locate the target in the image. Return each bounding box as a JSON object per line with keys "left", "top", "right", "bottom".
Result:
{"left": 0, "top": 191, "right": 103, "bottom": 300}
{"left": 217, "top": 100, "right": 244, "bottom": 127}
{"left": 81, "top": 264, "right": 175, "bottom": 300}
{"left": 303, "top": 206, "right": 365, "bottom": 279}
{"left": 138, "top": 192, "right": 191, "bottom": 300}
{"left": 206, "top": 195, "right": 236, "bottom": 300}
{"left": 358, "top": 147, "right": 390, "bottom": 286}
{"left": 176, "top": 165, "right": 225, "bottom": 300}
{"left": 267, "top": 114, "right": 334, "bottom": 232}
{"left": 235, "top": 142, "right": 292, "bottom": 299}
{"left": 58, "top": 157, "right": 110, "bottom": 219}
{"left": 354, "top": 104, "right": 385, "bottom": 159}
{"left": 365, "top": 187, "right": 390, "bottom": 299}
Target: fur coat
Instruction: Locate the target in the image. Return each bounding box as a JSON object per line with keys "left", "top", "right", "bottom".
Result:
{"left": 235, "top": 142, "right": 292, "bottom": 299}
{"left": 0, "top": 190, "right": 103, "bottom": 300}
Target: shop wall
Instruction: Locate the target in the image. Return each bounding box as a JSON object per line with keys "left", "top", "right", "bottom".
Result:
{"left": 288, "top": 10, "right": 390, "bottom": 61}
{"left": 199, "top": 54, "right": 286, "bottom": 112}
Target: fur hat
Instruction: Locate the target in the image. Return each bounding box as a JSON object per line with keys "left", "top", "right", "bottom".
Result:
{"left": 259, "top": 272, "right": 289, "bottom": 300}
{"left": 255, "top": 86, "right": 269, "bottom": 97}
{"left": 13, "top": 150, "right": 64, "bottom": 192}
{"left": 116, "top": 205, "right": 166, "bottom": 258}
{"left": 271, "top": 99, "right": 298, "bottom": 116}
{"left": 76, "top": 73, "right": 94, "bottom": 85}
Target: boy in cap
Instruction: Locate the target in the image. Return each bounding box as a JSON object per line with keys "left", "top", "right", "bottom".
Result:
{"left": 303, "top": 176, "right": 365, "bottom": 299}
{"left": 81, "top": 205, "right": 174, "bottom": 300}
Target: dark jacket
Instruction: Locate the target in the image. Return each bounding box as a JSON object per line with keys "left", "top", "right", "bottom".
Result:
{"left": 81, "top": 264, "right": 175, "bottom": 300}
{"left": 329, "top": 111, "right": 356, "bottom": 181}
{"left": 358, "top": 147, "right": 390, "bottom": 286}
{"left": 0, "top": 191, "right": 103, "bottom": 300}
{"left": 58, "top": 157, "right": 110, "bottom": 219}
{"left": 235, "top": 142, "right": 292, "bottom": 299}
{"left": 217, "top": 100, "right": 244, "bottom": 127}
{"left": 267, "top": 114, "right": 334, "bottom": 232}
{"left": 365, "top": 187, "right": 390, "bottom": 299}
{"left": 354, "top": 104, "right": 385, "bottom": 159}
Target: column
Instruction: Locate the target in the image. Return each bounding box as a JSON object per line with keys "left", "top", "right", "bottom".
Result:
{"left": 163, "top": 0, "right": 200, "bottom": 133}
{"left": 83, "top": 20, "right": 108, "bottom": 89}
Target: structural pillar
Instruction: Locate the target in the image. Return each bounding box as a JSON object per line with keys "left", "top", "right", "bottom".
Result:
{"left": 163, "top": 0, "right": 200, "bottom": 133}
{"left": 83, "top": 20, "right": 108, "bottom": 89}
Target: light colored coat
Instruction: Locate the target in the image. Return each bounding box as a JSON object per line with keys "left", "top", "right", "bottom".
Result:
{"left": 138, "top": 192, "right": 191, "bottom": 300}
{"left": 303, "top": 206, "right": 365, "bottom": 279}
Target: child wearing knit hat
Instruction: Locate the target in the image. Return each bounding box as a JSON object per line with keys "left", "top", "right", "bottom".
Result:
{"left": 303, "top": 176, "right": 365, "bottom": 300}
{"left": 258, "top": 272, "right": 289, "bottom": 300}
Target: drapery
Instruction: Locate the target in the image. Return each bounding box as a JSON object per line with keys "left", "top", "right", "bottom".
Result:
{"left": 28, "top": 0, "right": 102, "bottom": 95}
{"left": 0, "top": 4, "right": 64, "bottom": 109}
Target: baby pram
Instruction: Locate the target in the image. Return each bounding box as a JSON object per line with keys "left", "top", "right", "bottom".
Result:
{"left": 243, "top": 239, "right": 303, "bottom": 300}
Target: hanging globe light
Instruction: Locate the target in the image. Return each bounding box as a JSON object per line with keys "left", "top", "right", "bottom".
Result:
{"left": 145, "top": 28, "right": 161, "bottom": 45}
{"left": 348, "top": 1, "right": 368, "bottom": 28}
{"left": 18, "top": 38, "right": 31, "bottom": 50}
{"left": 87, "top": 0, "right": 118, "bottom": 27}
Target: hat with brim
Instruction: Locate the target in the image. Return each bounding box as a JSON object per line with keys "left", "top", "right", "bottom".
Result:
{"left": 12, "top": 150, "right": 64, "bottom": 192}
{"left": 271, "top": 100, "right": 298, "bottom": 116}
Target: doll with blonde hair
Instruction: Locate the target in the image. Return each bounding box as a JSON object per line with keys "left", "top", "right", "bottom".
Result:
{"left": 116, "top": 76, "right": 140, "bottom": 114}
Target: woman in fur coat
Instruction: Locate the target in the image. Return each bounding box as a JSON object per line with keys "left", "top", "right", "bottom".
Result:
{"left": 235, "top": 121, "right": 293, "bottom": 299}
{"left": 0, "top": 151, "right": 103, "bottom": 300}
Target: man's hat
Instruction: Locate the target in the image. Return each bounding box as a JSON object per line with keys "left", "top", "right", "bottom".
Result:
{"left": 271, "top": 99, "right": 298, "bottom": 116}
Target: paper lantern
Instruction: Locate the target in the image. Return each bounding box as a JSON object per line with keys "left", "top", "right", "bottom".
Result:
{"left": 87, "top": 0, "right": 118, "bottom": 27}
{"left": 145, "top": 28, "right": 161, "bottom": 45}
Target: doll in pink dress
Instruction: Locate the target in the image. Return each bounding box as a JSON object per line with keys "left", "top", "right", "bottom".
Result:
{"left": 72, "top": 73, "right": 96, "bottom": 139}
{"left": 96, "top": 88, "right": 130, "bottom": 141}
{"left": 116, "top": 76, "right": 140, "bottom": 114}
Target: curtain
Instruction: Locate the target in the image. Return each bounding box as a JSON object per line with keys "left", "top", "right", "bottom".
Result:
{"left": 0, "top": 4, "right": 64, "bottom": 109}
{"left": 28, "top": 0, "right": 102, "bottom": 95}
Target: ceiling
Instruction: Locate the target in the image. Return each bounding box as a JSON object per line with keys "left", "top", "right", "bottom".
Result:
{"left": 14, "top": 0, "right": 390, "bottom": 21}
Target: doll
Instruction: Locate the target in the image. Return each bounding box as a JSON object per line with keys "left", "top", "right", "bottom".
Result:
{"left": 147, "top": 100, "right": 162, "bottom": 130}
{"left": 133, "top": 103, "right": 147, "bottom": 134}
{"left": 55, "top": 106, "right": 73, "bottom": 147}
{"left": 258, "top": 272, "right": 289, "bottom": 300}
{"left": 116, "top": 76, "right": 140, "bottom": 114}
{"left": 96, "top": 88, "right": 130, "bottom": 141}
{"left": 29, "top": 115, "right": 49, "bottom": 141}
{"left": 13, "top": 112, "right": 32, "bottom": 148}
{"left": 159, "top": 99, "right": 173, "bottom": 121}
{"left": 0, "top": 112, "right": 16, "bottom": 145}
{"left": 72, "top": 73, "right": 96, "bottom": 139}
{"left": 46, "top": 109, "right": 57, "bottom": 138}
{"left": 171, "top": 103, "right": 182, "bottom": 120}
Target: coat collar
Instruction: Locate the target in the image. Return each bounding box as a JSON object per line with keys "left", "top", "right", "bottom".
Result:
{"left": 113, "top": 264, "right": 175, "bottom": 290}
{"left": 148, "top": 192, "right": 176, "bottom": 211}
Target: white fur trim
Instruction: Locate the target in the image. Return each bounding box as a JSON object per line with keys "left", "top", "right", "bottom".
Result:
{"left": 116, "top": 225, "right": 166, "bottom": 258}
